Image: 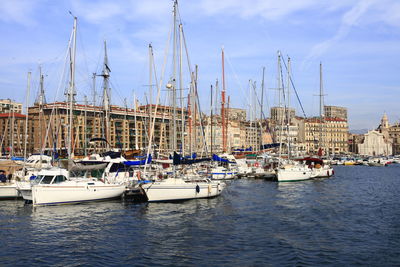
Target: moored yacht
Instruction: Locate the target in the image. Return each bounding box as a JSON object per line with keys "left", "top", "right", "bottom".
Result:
{"left": 28, "top": 167, "right": 125, "bottom": 206}
{"left": 276, "top": 162, "right": 313, "bottom": 182}
{"left": 140, "top": 176, "right": 225, "bottom": 202}
{"left": 18, "top": 167, "right": 125, "bottom": 205}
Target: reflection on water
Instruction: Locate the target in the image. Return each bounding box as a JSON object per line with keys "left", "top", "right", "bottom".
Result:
{"left": 1, "top": 165, "right": 400, "bottom": 266}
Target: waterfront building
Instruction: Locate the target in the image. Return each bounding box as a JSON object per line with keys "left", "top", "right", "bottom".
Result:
{"left": 348, "top": 133, "right": 365, "bottom": 154}
{"left": 358, "top": 130, "right": 392, "bottom": 156}
{"left": 27, "top": 102, "right": 181, "bottom": 156}
{"left": 203, "top": 115, "right": 246, "bottom": 153}
{"left": 324, "top": 105, "right": 347, "bottom": 121}
{"left": 298, "top": 117, "right": 348, "bottom": 155}
{"left": 0, "top": 99, "right": 23, "bottom": 114}
{"left": 377, "top": 113, "right": 400, "bottom": 155}
{"left": 22, "top": 98, "right": 351, "bottom": 157}
{"left": 0, "top": 112, "right": 27, "bottom": 156}
{"left": 272, "top": 123, "right": 300, "bottom": 154}
{"left": 387, "top": 123, "right": 400, "bottom": 155}
{"left": 226, "top": 107, "right": 246, "bottom": 121}
{"left": 270, "top": 106, "right": 295, "bottom": 125}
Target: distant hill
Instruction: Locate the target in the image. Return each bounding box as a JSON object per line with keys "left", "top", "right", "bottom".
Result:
{"left": 350, "top": 129, "right": 368, "bottom": 135}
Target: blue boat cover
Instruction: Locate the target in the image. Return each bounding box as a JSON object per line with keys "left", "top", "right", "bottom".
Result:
{"left": 124, "top": 155, "right": 152, "bottom": 166}
{"left": 259, "top": 143, "right": 280, "bottom": 150}
{"left": 173, "top": 152, "right": 210, "bottom": 165}
{"left": 212, "top": 154, "right": 235, "bottom": 164}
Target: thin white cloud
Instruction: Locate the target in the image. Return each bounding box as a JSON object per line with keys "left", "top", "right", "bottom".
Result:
{"left": 0, "top": 0, "right": 38, "bottom": 26}
{"left": 71, "top": 0, "right": 124, "bottom": 24}
{"left": 198, "top": 0, "right": 321, "bottom": 20}
{"left": 71, "top": 0, "right": 171, "bottom": 24}
{"left": 301, "top": 0, "right": 377, "bottom": 69}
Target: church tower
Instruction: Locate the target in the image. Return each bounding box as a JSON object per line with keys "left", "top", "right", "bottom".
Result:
{"left": 381, "top": 113, "right": 389, "bottom": 129}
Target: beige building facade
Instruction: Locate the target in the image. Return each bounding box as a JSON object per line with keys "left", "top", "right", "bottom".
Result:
{"left": 324, "top": 105, "right": 347, "bottom": 120}
{"left": 27, "top": 102, "right": 179, "bottom": 156}
{"left": 299, "top": 117, "right": 348, "bottom": 155}
{"left": 0, "top": 113, "right": 27, "bottom": 156}
{"left": 0, "top": 99, "right": 23, "bottom": 114}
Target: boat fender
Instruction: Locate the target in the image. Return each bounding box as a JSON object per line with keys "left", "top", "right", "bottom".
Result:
{"left": 137, "top": 171, "right": 141, "bottom": 180}
{"left": 208, "top": 184, "right": 212, "bottom": 193}
{"left": 196, "top": 185, "right": 200, "bottom": 193}
{"left": 332, "top": 170, "right": 335, "bottom": 175}
{"left": 327, "top": 170, "right": 329, "bottom": 176}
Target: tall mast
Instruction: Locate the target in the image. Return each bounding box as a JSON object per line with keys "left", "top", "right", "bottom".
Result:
{"left": 319, "top": 62, "right": 325, "bottom": 155}
{"left": 179, "top": 23, "right": 185, "bottom": 154}
{"left": 193, "top": 66, "right": 198, "bottom": 152}
{"left": 38, "top": 66, "right": 45, "bottom": 154}
{"left": 35, "top": 65, "right": 47, "bottom": 106}
{"left": 84, "top": 95, "right": 87, "bottom": 156}
{"left": 286, "top": 57, "right": 291, "bottom": 158}
{"left": 260, "top": 67, "right": 265, "bottom": 149}
{"left": 277, "top": 51, "right": 284, "bottom": 163}
{"left": 227, "top": 95, "right": 230, "bottom": 152}
{"left": 23, "top": 72, "right": 31, "bottom": 161}
{"left": 171, "top": 0, "right": 178, "bottom": 152}
{"left": 210, "top": 84, "right": 213, "bottom": 156}
{"left": 133, "top": 92, "right": 139, "bottom": 150}
{"left": 148, "top": 44, "right": 153, "bottom": 149}
{"left": 101, "top": 40, "right": 111, "bottom": 149}
{"left": 67, "top": 16, "right": 77, "bottom": 159}
{"left": 215, "top": 79, "right": 219, "bottom": 149}
{"left": 187, "top": 90, "right": 192, "bottom": 154}
{"left": 221, "top": 47, "right": 226, "bottom": 153}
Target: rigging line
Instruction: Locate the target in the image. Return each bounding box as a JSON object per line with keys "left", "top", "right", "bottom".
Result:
{"left": 281, "top": 55, "right": 307, "bottom": 119}
{"left": 144, "top": 7, "right": 174, "bottom": 172}
{"left": 250, "top": 80, "right": 269, "bottom": 121}
{"left": 76, "top": 26, "right": 92, "bottom": 96}
{"left": 109, "top": 80, "right": 125, "bottom": 106}
{"left": 180, "top": 20, "right": 209, "bottom": 154}
{"left": 41, "top": 29, "right": 73, "bottom": 153}
{"left": 150, "top": 46, "right": 165, "bottom": 156}
{"left": 224, "top": 51, "right": 252, "bottom": 110}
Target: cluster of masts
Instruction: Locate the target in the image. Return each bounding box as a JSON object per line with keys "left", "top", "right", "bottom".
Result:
{"left": 19, "top": 1, "right": 330, "bottom": 161}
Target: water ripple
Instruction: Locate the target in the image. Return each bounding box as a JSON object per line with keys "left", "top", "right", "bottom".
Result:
{"left": 1, "top": 165, "right": 400, "bottom": 266}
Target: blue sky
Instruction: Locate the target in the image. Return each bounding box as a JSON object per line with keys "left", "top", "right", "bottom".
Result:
{"left": 1, "top": 0, "right": 400, "bottom": 130}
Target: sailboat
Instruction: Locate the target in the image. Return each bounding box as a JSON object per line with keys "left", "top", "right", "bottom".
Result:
{"left": 27, "top": 16, "right": 125, "bottom": 206}
{"left": 139, "top": 1, "right": 226, "bottom": 201}
{"left": 275, "top": 54, "right": 312, "bottom": 182}
{"left": 310, "top": 63, "right": 333, "bottom": 178}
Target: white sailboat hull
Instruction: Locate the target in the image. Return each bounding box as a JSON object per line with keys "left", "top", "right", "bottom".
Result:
{"left": 141, "top": 178, "right": 225, "bottom": 202}
{"left": 311, "top": 167, "right": 334, "bottom": 178}
{"left": 276, "top": 166, "right": 312, "bottom": 182}
{"left": 16, "top": 182, "right": 33, "bottom": 201}
{"left": 32, "top": 183, "right": 126, "bottom": 206}
{"left": 0, "top": 183, "right": 20, "bottom": 199}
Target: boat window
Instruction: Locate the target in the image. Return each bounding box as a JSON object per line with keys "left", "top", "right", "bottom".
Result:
{"left": 42, "top": 160, "right": 49, "bottom": 163}
{"left": 40, "top": 175, "right": 55, "bottom": 184}
{"left": 53, "top": 175, "right": 67, "bottom": 184}
{"left": 32, "top": 175, "right": 43, "bottom": 185}
{"left": 109, "top": 163, "right": 127, "bottom": 173}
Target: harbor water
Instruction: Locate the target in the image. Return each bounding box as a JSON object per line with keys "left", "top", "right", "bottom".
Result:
{"left": 1, "top": 165, "right": 400, "bottom": 266}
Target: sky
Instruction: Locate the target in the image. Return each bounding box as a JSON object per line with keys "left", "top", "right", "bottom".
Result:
{"left": 1, "top": 0, "right": 400, "bottom": 130}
